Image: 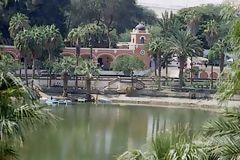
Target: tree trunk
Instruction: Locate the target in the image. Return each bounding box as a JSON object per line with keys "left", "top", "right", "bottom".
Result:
{"left": 131, "top": 71, "right": 134, "bottom": 88}
{"left": 179, "top": 57, "right": 185, "bottom": 88}
{"left": 48, "top": 49, "right": 52, "bottom": 88}
{"left": 24, "top": 56, "right": 28, "bottom": 86}
{"left": 211, "top": 64, "right": 214, "bottom": 89}
{"left": 19, "top": 54, "right": 22, "bottom": 78}
{"left": 75, "top": 55, "right": 79, "bottom": 90}
{"left": 49, "top": 70, "right": 52, "bottom": 87}
{"left": 158, "top": 54, "right": 162, "bottom": 90}
{"left": 107, "top": 31, "right": 112, "bottom": 48}
{"left": 190, "top": 56, "right": 193, "bottom": 85}
{"left": 166, "top": 62, "right": 168, "bottom": 85}
{"left": 154, "top": 56, "right": 157, "bottom": 76}
{"left": 31, "top": 58, "right": 35, "bottom": 88}
{"left": 220, "top": 52, "right": 224, "bottom": 73}
{"left": 62, "top": 71, "right": 68, "bottom": 97}
{"left": 86, "top": 78, "right": 91, "bottom": 101}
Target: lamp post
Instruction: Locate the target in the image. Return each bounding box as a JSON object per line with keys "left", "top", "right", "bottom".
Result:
{"left": 75, "top": 43, "right": 80, "bottom": 90}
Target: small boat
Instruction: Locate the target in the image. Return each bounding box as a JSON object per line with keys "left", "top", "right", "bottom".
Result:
{"left": 45, "top": 99, "right": 72, "bottom": 106}
{"left": 77, "top": 98, "right": 87, "bottom": 103}
{"left": 97, "top": 98, "right": 112, "bottom": 104}
{"left": 58, "top": 100, "right": 72, "bottom": 106}
{"left": 46, "top": 99, "right": 59, "bottom": 106}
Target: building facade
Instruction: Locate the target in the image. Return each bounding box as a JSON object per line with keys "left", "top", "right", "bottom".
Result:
{"left": 1, "top": 23, "right": 151, "bottom": 70}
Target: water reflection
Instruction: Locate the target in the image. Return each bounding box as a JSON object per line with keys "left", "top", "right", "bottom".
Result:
{"left": 20, "top": 104, "right": 215, "bottom": 160}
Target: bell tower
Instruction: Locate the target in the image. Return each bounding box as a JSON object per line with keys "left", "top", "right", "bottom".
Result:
{"left": 130, "top": 23, "right": 151, "bottom": 68}
{"left": 130, "top": 23, "right": 150, "bottom": 45}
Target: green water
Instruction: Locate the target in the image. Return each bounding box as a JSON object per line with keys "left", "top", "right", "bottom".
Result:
{"left": 20, "top": 104, "right": 215, "bottom": 160}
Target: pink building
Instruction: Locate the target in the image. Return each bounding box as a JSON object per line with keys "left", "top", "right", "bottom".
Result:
{"left": 1, "top": 23, "right": 151, "bottom": 70}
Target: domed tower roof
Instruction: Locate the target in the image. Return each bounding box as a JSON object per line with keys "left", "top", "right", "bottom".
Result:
{"left": 135, "top": 23, "right": 146, "bottom": 30}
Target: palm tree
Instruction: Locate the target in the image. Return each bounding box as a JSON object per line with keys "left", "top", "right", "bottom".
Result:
{"left": 117, "top": 124, "right": 205, "bottom": 160}
{"left": 53, "top": 57, "right": 76, "bottom": 97}
{"left": 29, "top": 26, "right": 45, "bottom": 83}
{"left": 209, "top": 38, "right": 229, "bottom": 73}
{"left": 43, "top": 25, "right": 63, "bottom": 87}
{"left": 9, "top": 13, "right": 30, "bottom": 78}
{"left": 68, "top": 23, "right": 102, "bottom": 90}
{"left": 168, "top": 30, "right": 202, "bottom": 87}
{"left": 149, "top": 11, "right": 181, "bottom": 88}
{"left": 185, "top": 10, "right": 201, "bottom": 37}
{"left": 9, "top": 13, "right": 30, "bottom": 38}
{"left": 217, "top": 60, "right": 240, "bottom": 102}
{"left": 204, "top": 20, "right": 219, "bottom": 88}
{"left": 148, "top": 38, "right": 166, "bottom": 90}
{"left": 158, "top": 11, "right": 181, "bottom": 38}
{"left": 0, "top": 54, "right": 54, "bottom": 160}
{"left": 68, "top": 26, "right": 83, "bottom": 90}
{"left": 220, "top": 4, "right": 238, "bottom": 22}
{"left": 185, "top": 10, "right": 201, "bottom": 85}
{"left": 204, "top": 20, "right": 219, "bottom": 49}
{"left": 75, "top": 59, "right": 99, "bottom": 101}
{"left": 14, "top": 30, "right": 32, "bottom": 86}
{"left": 203, "top": 111, "right": 240, "bottom": 159}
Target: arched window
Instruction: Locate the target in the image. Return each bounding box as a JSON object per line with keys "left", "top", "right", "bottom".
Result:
{"left": 140, "top": 37, "right": 145, "bottom": 44}
{"left": 132, "top": 38, "right": 135, "bottom": 43}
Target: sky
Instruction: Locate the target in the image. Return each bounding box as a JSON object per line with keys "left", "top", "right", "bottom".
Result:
{"left": 138, "top": 0, "right": 223, "bottom": 8}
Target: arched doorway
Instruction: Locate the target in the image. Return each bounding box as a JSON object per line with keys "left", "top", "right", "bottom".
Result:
{"left": 97, "top": 54, "right": 114, "bottom": 70}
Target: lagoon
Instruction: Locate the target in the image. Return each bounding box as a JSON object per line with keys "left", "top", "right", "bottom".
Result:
{"left": 20, "top": 104, "right": 215, "bottom": 160}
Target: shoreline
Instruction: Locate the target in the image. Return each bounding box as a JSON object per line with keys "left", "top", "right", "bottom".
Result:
{"left": 111, "top": 103, "right": 224, "bottom": 112}
{"left": 105, "top": 95, "right": 233, "bottom": 112}
{"left": 39, "top": 90, "right": 238, "bottom": 112}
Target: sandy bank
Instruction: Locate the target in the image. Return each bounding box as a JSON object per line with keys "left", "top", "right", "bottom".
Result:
{"left": 99, "top": 95, "right": 238, "bottom": 112}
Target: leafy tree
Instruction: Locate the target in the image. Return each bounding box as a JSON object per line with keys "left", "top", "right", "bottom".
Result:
{"left": 26, "top": 0, "right": 69, "bottom": 36}
{"left": 67, "top": 0, "right": 157, "bottom": 35}
{"left": 53, "top": 57, "right": 76, "bottom": 97}
{"left": 217, "top": 60, "right": 240, "bottom": 102}
{"left": 111, "top": 56, "right": 144, "bottom": 75}
{"left": 168, "top": 31, "right": 203, "bottom": 87}
{"left": 178, "top": 4, "right": 224, "bottom": 48}
{"left": 149, "top": 25, "right": 162, "bottom": 40}
{"left": 0, "top": 0, "right": 69, "bottom": 42}
{"left": 75, "top": 59, "right": 99, "bottom": 101}
{"left": 230, "top": 19, "right": 240, "bottom": 51}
